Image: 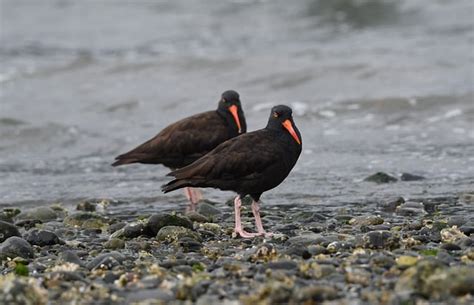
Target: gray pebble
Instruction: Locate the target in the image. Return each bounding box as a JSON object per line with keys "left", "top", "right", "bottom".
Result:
{"left": 0, "top": 220, "right": 21, "bottom": 242}
{"left": 0, "top": 236, "right": 34, "bottom": 260}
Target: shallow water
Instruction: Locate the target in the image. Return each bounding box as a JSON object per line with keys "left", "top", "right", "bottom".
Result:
{"left": 1, "top": 0, "right": 473, "bottom": 208}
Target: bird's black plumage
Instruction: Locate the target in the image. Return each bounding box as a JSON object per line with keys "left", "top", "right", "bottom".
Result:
{"left": 112, "top": 90, "right": 246, "bottom": 169}
{"left": 162, "top": 105, "right": 302, "bottom": 201}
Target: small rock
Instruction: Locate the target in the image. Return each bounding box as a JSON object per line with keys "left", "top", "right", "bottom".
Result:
{"left": 249, "top": 244, "right": 278, "bottom": 262}
{"left": 396, "top": 255, "right": 419, "bottom": 269}
{"left": 379, "top": 197, "right": 405, "bottom": 212}
{"left": 197, "top": 202, "right": 222, "bottom": 218}
{"left": 345, "top": 267, "right": 371, "bottom": 286}
{"left": 363, "top": 230, "right": 399, "bottom": 249}
{"left": 287, "top": 233, "right": 330, "bottom": 246}
{"left": 58, "top": 250, "right": 85, "bottom": 267}
{"left": 285, "top": 243, "right": 311, "bottom": 259}
{"left": 396, "top": 201, "right": 427, "bottom": 216}
{"left": 178, "top": 237, "right": 202, "bottom": 252}
{"left": 76, "top": 200, "right": 96, "bottom": 212}
{"left": 459, "top": 223, "right": 474, "bottom": 235}
{"left": 447, "top": 216, "right": 467, "bottom": 227}
{"left": 146, "top": 213, "right": 193, "bottom": 236}
{"left": 15, "top": 207, "right": 58, "bottom": 222}
{"left": 104, "top": 238, "right": 125, "bottom": 250}
{"left": 198, "top": 223, "right": 221, "bottom": 235}
{"left": 24, "top": 229, "right": 62, "bottom": 246}
{"left": 349, "top": 215, "right": 384, "bottom": 226}
{"left": 0, "top": 220, "right": 21, "bottom": 242}
{"left": 14, "top": 219, "right": 42, "bottom": 230}
{"left": 400, "top": 173, "right": 426, "bottom": 181}
{"left": 440, "top": 243, "right": 462, "bottom": 251}
{"left": 63, "top": 212, "right": 107, "bottom": 229}
{"left": 440, "top": 226, "right": 468, "bottom": 244}
{"left": 156, "top": 226, "right": 201, "bottom": 243}
{"left": 0, "top": 236, "right": 34, "bottom": 260}
{"left": 2, "top": 208, "right": 21, "bottom": 220}
{"left": 364, "top": 172, "right": 397, "bottom": 184}
{"left": 86, "top": 251, "right": 125, "bottom": 270}
{"left": 186, "top": 211, "right": 209, "bottom": 223}
{"left": 265, "top": 260, "right": 298, "bottom": 270}
{"left": 108, "top": 222, "right": 126, "bottom": 234}
{"left": 326, "top": 241, "right": 352, "bottom": 253}
{"left": 370, "top": 254, "right": 396, "bottom": 269}
{"left": 308, "top": 245, "right": 327, "bottom": 256}
{"left": 292, "top": 285, "right": 339, "bottom": 302}
{"left": 122, "top": 222, "right": 149, "bottom": 238}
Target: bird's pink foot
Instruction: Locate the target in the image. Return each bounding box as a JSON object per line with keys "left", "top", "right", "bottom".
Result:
{"left": 234, "top": 229, "right": 259, "bottom": 238}
{"left": 258, "top": 231, "right": 274, "bottom": 238}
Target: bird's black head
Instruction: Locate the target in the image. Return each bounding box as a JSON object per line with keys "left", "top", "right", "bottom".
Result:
{"left": 217, "top": 90, "right": 246, "bottom": 134}
{"left": 266, "top": 105, "right": 302, "bottom": 145}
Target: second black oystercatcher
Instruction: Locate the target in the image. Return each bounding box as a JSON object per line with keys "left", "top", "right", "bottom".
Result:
{"left": 162, "top": 105, "right": 302, "bottom": 238}
{"left": 112, "top": 90, "right": 246, "bottom": 210}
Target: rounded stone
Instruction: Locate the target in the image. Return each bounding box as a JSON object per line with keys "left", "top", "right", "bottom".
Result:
{"left": 15, "top": 207, "right": 58, "bottom": 222}
{"left": 146, "top": 213, "right": 193, "bottom": 236}
{"left": 0, "top": 236, "right": 34, "bottom": 260}
{"left": 0, "top": 220, "right": 21, "bottom": 243}
{"left": 197, "top": 203, "right": 222, "bottom": 218}
{"left": 363, "top": 230, "right": 399, "bottom": 249}
{"left": 364, "top": 172, "right": 397, "bottom": 184}
{"left": 400, "top": 173, "right": 425, "bottom": 181}
{"left": 122, "top": 222, "right": 149, "bottom": 238}
{"left": 24, "top": 229, "right": 62, "bottom": 246}
{"left": 63, "top": 212, "right": 107, "bottom": 229}
{"left": 156, "top": 226, "right": 201, "bottom": 243}
{"left": 265, "top": 260, "right": 298, "bottom": 270}
{"left": 349, "top": 215, "right": 384, "bottom": 226}
{"left": 104, "top": 238, "right": 126, "bottom": 250}
{"left": 86, "top": 251, "right": 125, "bottom": 270}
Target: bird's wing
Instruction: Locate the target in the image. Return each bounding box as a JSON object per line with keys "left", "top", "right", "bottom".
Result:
{"left": 115, "top": 111, "right": 228, "bottom": 161}
{"left": 169, "top": 130, "right": 284, "bottom": 181}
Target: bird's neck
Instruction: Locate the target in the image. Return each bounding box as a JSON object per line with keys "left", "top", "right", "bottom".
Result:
{"left": 216, "top": 108, "right": 246, "bottom": 135}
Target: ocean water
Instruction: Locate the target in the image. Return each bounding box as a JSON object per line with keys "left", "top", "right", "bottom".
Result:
{"left": 1, "top": 0, "right": 473, "bottom": 209}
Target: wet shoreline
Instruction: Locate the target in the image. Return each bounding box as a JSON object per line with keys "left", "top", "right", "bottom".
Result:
{"left": 1, "top": 185, "right": 473, "bottom": 304}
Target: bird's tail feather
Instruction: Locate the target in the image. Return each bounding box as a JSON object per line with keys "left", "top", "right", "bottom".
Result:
{"left": 161, "top": 179, "right": 193, "bottom": 193}
{"left": 111, "top": 157, "right": 138, "bottom": 167}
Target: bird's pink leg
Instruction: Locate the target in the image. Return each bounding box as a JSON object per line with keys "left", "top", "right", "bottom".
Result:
{"left": 184, "top": 187, "right": 200, "bottom": 212}
{"left": 234, "top": 196, "right": 258, "bottom": 238}
{"left": 191, "top": 188, "right": 203, "bottom": 202}
{"left": 251, "top": 200, "right": 273, "bottom": 237}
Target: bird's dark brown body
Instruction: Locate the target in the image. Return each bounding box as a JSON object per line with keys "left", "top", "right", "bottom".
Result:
{"left": 162, "top": 105, "right": 301, "bottom": 238}
{"left": 112, "top": 90, "right": 246, "bottom": 169}
{"left": 162, "top": 128, "right": 301, "bottom": 201}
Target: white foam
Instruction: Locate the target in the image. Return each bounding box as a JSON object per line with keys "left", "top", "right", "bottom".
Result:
{"left": 319, "top": 110, "right": 336, "bottom": 118}
{"left": 290, "top": 101, "right": 308, "bottom": 116}
{"left": 252, "top": 102, "right": 273, "bottom": 112}
{"left": 444, "top": 109, "right": 462, "bottom": 118}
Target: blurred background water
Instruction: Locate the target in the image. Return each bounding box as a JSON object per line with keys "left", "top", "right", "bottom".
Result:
{"left": 0, "top": 0, "right": 473, "bottom": 209}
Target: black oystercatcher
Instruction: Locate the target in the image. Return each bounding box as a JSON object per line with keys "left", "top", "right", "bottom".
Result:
{"left": 112, "top": 90, "right": 246, "bottom": 210}
{"left": 162, "top": 105, "right": 302, "bottom": 238}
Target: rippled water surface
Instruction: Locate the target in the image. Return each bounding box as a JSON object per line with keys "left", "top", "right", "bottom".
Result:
{"left": 1, "top": 0, "right": 473, "bottom": 208}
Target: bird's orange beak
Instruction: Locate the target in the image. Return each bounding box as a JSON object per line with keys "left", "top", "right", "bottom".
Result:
{"left": 282, "top": 119, "right": 301, "bottom": 145}
{"left": 228, "top": 105, "right": 242, "bottom": 133}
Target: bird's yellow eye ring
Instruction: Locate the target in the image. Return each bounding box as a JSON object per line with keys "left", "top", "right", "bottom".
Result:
{"left": 273, "top": 112, "right": 279, "bottom": 118}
